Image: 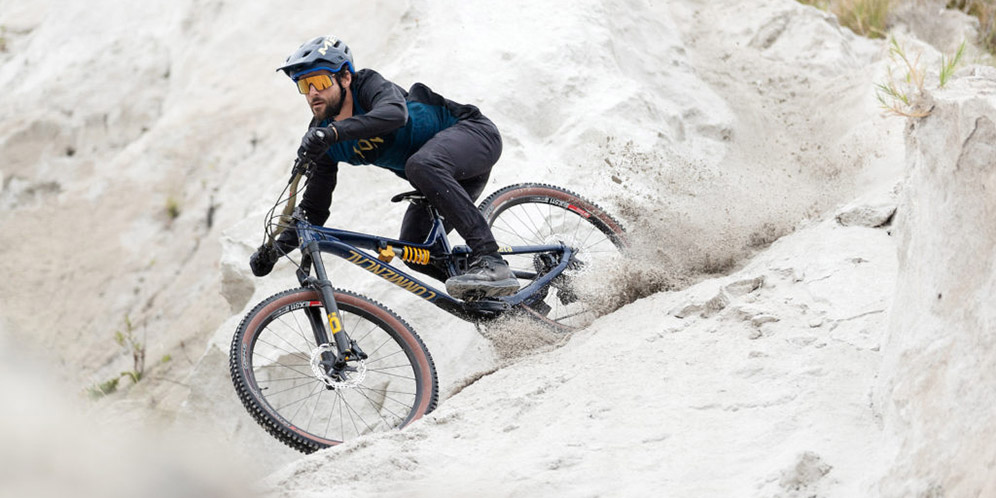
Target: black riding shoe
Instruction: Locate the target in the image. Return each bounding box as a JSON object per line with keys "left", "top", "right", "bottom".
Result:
{"left": 446, "top": 254, "right": 519, "bottom": 300}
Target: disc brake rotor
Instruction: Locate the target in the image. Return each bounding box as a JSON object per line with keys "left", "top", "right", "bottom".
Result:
{"left": 310, "top": 343, "right": 367, "bottom": 389}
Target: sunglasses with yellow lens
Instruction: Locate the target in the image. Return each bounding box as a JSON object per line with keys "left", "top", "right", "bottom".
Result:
{"left": 296, "top": 73, "right": 334, "bottom": 94}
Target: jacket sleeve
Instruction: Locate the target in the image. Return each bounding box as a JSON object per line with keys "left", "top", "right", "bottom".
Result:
{"left": 299, "top": 154, "right": 338, "bottom": 226}
{"left": 332, "top": 69, "right": 408, "bottom": 141}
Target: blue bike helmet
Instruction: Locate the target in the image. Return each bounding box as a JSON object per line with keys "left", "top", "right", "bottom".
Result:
{"left": 276, "top": 35, "right": 355, "bottom": 79}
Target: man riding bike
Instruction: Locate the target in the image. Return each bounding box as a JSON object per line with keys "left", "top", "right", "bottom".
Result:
{"left": 249, "top": 34, "right": 518, "bottom": 299}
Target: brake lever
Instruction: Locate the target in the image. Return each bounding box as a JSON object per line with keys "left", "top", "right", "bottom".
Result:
{"left": 290, "top": 158, "right": 316, "bottom": 181}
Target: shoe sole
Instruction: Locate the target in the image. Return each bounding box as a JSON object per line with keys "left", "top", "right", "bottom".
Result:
{"left": 446, "top": 278, "right": 520, "bottom": 300}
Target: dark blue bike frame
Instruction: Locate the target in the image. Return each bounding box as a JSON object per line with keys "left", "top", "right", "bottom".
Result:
{"left": 294, "top": 213, "right": 574, "bottom": 322}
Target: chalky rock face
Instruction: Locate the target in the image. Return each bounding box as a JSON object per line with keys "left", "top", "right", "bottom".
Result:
{"left": 877, "top": 69, "right": 996, "bottom": 498}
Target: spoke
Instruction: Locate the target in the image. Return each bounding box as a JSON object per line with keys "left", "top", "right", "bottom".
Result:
{"left": 338, "top": 390, "right": 361, "bottom": 438}
{"left": 260, "top": 379, "right": 316, "bottom": 398}
{"left": 569, "top": 209, "right": 585, "bottom": 247}
{"left": 345, "top": 312, "right": 381, "bottom": 345}
{"left": 492, "top": 220, "right": 535, "bottom": 246}
{"left": 324, "top": 389, "right": 341, "bottom": 441}
{"left": 288, "top": 307, "right": 317, "bottom": 347}
{"left": 529, "top": 203, "right": 544, "bottom": 240}
{"left": 354, "top": 385, "right": 416, "bottom": 396}
{"left": 273, "top": 380, "right": 323, "bottom": 413}
{"left": 252, "top": 351, "right": 315, "bottom": 379}
{"left": 505, "top": 206, "right": 545, "bottom": 244}
{"left": 354, "top": 385, "right": 405, "bottom": 424}
{"left": 339, "top": 390, "right": 378, "bottom": 435}
{"left": 273, "top": 315, "right": 316, "bottom": 356}
{"left": 365, "top": 335, "right": 399, "bottom": 359}
{"left": 543, "top": 203, "right": 557, "bottom": 239}
{"left": 356, "top": 385, "right": 417, "bottom": 411}
{"left": 365, "top": 363, "right": 415, "bottom": 372}
{"left": 364, "top": 348, "right": 407, "bottom": 366}
{"left": 306, "top": 387, "right": 324, "bottom": 433}
{"left": 255, "top": 337, "right": 310, "bottom": 364}
{"left": 256, "top": 362, "right": 310, "bottom": 368}
{"left": 256, "top": 375, "right": 315, "bottom": 383}
{"left": 364, "top": 369, "right": 417, "bottom": 381}
{"left": 576, "top": 219, "right": 602, "bottom": 251}
{"left": 579, "top": 247, "right": 619, "bottom": 254}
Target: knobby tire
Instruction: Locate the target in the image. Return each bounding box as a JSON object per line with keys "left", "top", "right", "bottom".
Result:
{"left": 229, "top": 288, "right": 438, "bottom": 454}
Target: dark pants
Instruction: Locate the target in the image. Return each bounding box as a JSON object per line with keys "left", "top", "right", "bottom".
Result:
{"left": 399, "top": 116, "right": 502, "bottom": 280}
{"left": 299, "top": 116, "right": 502, "bottom": 282}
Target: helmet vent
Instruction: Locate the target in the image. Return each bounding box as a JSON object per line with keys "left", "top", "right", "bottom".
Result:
{"left": 278, "top": 35, "right": 355, "bottom": 76}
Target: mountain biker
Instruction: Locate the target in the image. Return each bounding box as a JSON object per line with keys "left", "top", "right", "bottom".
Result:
{"left": 249, "top": 34, "right": 518, "bottom": 300}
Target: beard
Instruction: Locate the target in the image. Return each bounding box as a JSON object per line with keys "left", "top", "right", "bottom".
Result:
{"left": 310, "top": 80, "right": 346, "bottom": 121}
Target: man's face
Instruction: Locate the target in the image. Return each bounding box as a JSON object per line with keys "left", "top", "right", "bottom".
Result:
{"left": 299, "top": 70, "right": 347, "bottom": 121}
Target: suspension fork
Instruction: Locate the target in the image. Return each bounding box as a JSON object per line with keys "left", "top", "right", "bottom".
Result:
{"left": 299, "top": 241, "right": 367, "bottom": 363}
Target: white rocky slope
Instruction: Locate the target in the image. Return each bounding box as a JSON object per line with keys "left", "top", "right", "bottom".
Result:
{"left": 263, "top": 212, "right": 900, "bottom": 498}
{"left": 0, "top": 0, "right": 992, "bottom": 497}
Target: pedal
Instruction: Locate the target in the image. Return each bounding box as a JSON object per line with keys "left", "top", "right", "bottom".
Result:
{"left": 459, "top": 290, "right": 488, "bottom": 302}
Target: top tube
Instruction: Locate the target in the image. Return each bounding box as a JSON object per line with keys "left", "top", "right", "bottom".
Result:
{"left": 296, "top": 218, "right": 456, "bottom": 254}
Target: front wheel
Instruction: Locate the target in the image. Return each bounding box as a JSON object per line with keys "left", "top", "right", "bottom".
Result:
{"left": 229, "top": 288, "right": 438, "bottom": 453}
{"left": 478, "top": 183, "right": 628, "bottom": 331}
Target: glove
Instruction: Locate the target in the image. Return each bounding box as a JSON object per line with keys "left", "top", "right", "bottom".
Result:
{"left": 249, "top": 243, "right": 280, "bottom": 277}
{"left": 248, "top": 230, "right": 299, "bottom": 277}
{"left": 297, "top": 125, "right": 338, "bottom": 161}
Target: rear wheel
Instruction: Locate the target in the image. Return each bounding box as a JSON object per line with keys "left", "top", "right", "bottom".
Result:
{"left": 478, "top": 183, "right": 627, "bottom": 331}
{"left": 230, "top": 288, "right": 437, "bottom": 453}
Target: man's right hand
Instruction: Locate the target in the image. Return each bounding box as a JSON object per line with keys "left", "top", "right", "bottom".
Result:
{"left": 249, "top": 243, "right": 280, "bottom": 277}
{"left": 249, "top": 229, "right": 300, "bottom": 277}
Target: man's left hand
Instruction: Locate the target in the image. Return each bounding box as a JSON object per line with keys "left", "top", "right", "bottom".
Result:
{"left": 298, "top": 125, "right": 338, "bottom": 161}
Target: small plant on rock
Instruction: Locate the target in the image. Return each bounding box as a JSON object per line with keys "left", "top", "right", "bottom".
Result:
{"left": 877, "top": 38, "right": 970, "bottom": 117}
{"left": 940, "top": 41, "right": 967, "bottom": 87}
{"left": 86, "top": 315, "right": 147, "bottom": 399}
{"left": 876, "top": 38, "right": 932, "bottom": 117}
{"left": 165, "top": 195, "right": 181, "bottom": 221}
{"left": 115, "top": 315, "right": 146, "bottom": 384}
{"left": 86, "top": 377, "right": 120, "bottom": 399}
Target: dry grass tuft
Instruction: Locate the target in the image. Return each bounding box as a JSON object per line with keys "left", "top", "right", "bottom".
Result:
{"left": 799, "top": 0, "right": 894, "bottom": 38}
{"left": 837, "top": 0, "right": 893, "bottom": 37}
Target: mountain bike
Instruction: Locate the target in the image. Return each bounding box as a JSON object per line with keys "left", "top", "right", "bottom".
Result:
{"left": 229, "top": 158, "right": 627, "bottom": 453}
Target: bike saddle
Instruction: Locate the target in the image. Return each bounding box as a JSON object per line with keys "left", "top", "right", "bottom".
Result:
{"left": 390, "top": 190, "right": 427, "bottom": 204}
